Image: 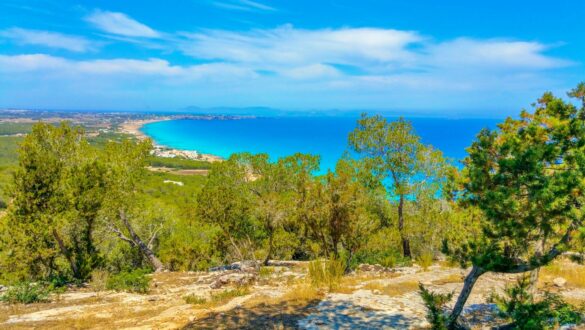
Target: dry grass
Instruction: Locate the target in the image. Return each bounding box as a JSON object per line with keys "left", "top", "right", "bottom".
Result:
{"left": 540, "top": 259, "right": 585, "bottom": 289}
{"left": 364, "top": 280, "right": 420, "bottom": 297}
{"left": 432, "top": 273, "right": 463, "bottom": 286}
{"left": 280, "top": 284, "right": 322, "bottom": 302}
{"left": 184, "top": 286, "right": 251, "bottom": 309}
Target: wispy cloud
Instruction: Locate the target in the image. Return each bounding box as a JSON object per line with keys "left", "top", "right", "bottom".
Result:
{"left": 211, "top": 0, "right": 276, "bottom": 12}
{"left": 0, "top": 25, "right": 574, "bottom": 113}
{"left": 178, "top": 25, "right": 569, "bottom": 79}
{"left": 85, "top": 10, "right": 160, "bottom": 38}
{"left": 0, "top": 54, "right": 256, "bottom": 80}
{"left": 0, "top": 28, "right": 95, "bottom": 52}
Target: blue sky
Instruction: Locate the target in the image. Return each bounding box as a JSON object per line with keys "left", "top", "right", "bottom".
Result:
{"left": 0, "top": 0, "right": 583, "bottom": 117}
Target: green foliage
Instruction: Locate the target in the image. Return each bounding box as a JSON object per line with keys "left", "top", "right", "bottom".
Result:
{"left": 456, "top": 86, "right": 585, "bottom": 272}
{"left": 106, "top": 269, "right": 151, "bottom": 293}
{"left": 258, "top": 266, "right": 275, "bottom": 278}
{"left": 0, "top": 136, "right": 21, "bottom": 207}
{"left": 147, "top": 156, "right": 211, "bottom": 170}
{"left": 307, "top": 258, "right": 344, "bottom": 290}
{"left": 492, "top": 277, "right": 584, "bottom": 329}
{"left": 0, "top": 282, "right": 52, "bottom": 304}
{"left": 1, "top": 122, "right": 105, "bottom": 281}
{"left": 349, "top": 114, "right": 453, "bottom": 258}
{"left": 418, "top": 283, "right": 453, "bottom": 330}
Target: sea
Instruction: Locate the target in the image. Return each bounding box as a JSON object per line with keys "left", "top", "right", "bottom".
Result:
{"left": 141, "top": 116, "right": 501, "bottom": 172}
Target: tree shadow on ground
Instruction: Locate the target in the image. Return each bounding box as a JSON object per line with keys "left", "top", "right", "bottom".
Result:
{"left": 182, "top": 299, "right": 420, "bottom": 329}
{"left": 299, "top": 300, "right": 418, "bottom": 329}
{"left": 182, "top": 299, "right": 320, "bottom": 330}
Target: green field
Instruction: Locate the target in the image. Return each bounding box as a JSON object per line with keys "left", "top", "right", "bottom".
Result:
{"left": 0, "top": 122, "right": 34, "bottom": 136}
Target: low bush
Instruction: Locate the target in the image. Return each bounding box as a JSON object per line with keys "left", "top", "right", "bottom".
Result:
{"left": 351, "top": 249, "right": 411, "bottom": 269}
{"left": 418, "top": 283, "right": 453, "bottom": 330}
{"left": 0, "top": 282, "right": 52, "bottom": 304}
{"left": 492, "top": 277, "right": 584, "bottom": 329}
{"left": 184, "top": 293, "right": 207, "bottom": 305}
{"left": 416, "top": 251, "right": 434, "bottom": 271}
{"left": 106, "top": 269, "right": 151, "bottom": 294}
{"left": 210, "top": 286, "right": 250, "bottom": 304}
{"left": 308, "top": 258, "right": 344, "bottom": 290}
{"left": 258, "top": 266, "right": 275, "bottom": 278}
{"left": 90, "top": 269, "right": 110, "bottom": 291}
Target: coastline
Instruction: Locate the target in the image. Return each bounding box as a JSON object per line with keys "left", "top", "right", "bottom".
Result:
{"left": 119, "top": 117, "right": 224, "bottom": 163}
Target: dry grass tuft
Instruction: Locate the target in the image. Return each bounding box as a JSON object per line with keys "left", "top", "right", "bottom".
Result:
{"left": 540, "top": 260, "right": 585, "bottom": 289}
{"left": 432, "top": 273, "right": 463, "bottom": 286}
{"left": 364, "top": 280, "right": 420, "bottom": 296}
{"left": 280, "top": 284, "right": 322, "bottom": 302}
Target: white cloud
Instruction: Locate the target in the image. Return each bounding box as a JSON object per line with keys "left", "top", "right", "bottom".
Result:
{"left": 85, "top": 10, "right": 160, "bottom": 38}
{"left": 428, "top": 38, "right": 570, "bottom": 71}
{"left": 282, "top": 64, "right": 341, "bottom": 80}
{"left": 0, "top": 25, "right": 575, "bottom": 114}
{"left": 0, "top": 28, "right": 95, "bottom": 52}
{"left": 0, "top": 54, "right": 256, "bottom": 81}
{"left": 181, "top": 25, "right": 421, "bottom": 67}
{"left": 212, "top": 0, "right": 276, "bottom": 12}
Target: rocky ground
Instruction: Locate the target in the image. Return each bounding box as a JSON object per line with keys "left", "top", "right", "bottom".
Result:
{"left": 1, "top": 259, "right": 584, "bottom": 329}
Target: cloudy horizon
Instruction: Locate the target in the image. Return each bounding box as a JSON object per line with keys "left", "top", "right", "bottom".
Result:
{"left": 0, "top": 0, "right": 583, "bottom": 117}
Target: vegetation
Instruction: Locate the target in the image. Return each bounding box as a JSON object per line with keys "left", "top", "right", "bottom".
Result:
{"left": 438, "top": 84, "right": 585, "bottom": 328}
{"left": 491, "top": 277, "right": 583, "bottom": 329}
{"left": 0, "top": 84, "right": 584, "bottom": 329}
{"left": 307, "top": 259, "right": 345, "bottom": 290}
{"left": 147, "top": 155, "right": 211, "bottom": 170}
{"left": 419, "top": 283, "right": 453, "bottom": 330}
{"left": 0, "top": 282, "right": 53, "bottom": 304}
{"left": 0, "top": 122, "right": 33, "bottom": 135}
{"left": 106, "top": 269, "right": 151, "bottom": 293}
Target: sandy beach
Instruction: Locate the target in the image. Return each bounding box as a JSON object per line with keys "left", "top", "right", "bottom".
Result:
{"left": 119, "top": 117, "right": 223, "bottom": 162}
{"left": 118, "top": 117, "right": 172, "bottom": 140}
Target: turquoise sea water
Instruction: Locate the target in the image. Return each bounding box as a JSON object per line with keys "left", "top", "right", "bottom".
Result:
{"left": 142, "top": 116, "right": 500, "bottom": 172}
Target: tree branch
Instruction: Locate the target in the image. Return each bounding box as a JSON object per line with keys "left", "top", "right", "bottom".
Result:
{"left": 493, "top": 221, "right": 579, "bottom": 273}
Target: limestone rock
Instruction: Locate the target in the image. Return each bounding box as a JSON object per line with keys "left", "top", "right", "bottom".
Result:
{"left": 553, "top": 277, "right": 567, "bottom": 288}
{"left": 357, "top": 264, "right": 386, "bottom": 273}
{"left": 210, "top": 273, "right": 256, "bottom": 289}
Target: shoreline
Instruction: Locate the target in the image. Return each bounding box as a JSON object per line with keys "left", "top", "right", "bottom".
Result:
{"left": 119, "top": 117, "right": 224, "bottom": 163}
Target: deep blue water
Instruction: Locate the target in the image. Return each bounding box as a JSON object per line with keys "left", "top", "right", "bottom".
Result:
{"left": 142, "top": 116, "right": 500, "bottom": 172}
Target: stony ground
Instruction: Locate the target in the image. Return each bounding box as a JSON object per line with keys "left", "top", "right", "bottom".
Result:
{"left": 1, "top": 259, "right": 584, "bottom": 329}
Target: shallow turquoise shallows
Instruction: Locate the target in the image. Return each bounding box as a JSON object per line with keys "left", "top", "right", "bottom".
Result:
{"left": 141, "top": 116, "right": 500, "bottom": 172}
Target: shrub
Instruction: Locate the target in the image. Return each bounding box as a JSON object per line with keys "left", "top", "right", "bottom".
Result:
{"left": 184, "top": 294, "right": 207, "bottom": 305}
{"left": 308, "top": 258, "right": 344, "bottom": 290}
{"left": 492, "top": 277, "right": 584, "bottom": 329}
{"left": 106, "top": 269, "right": 151, "bottom": 294}
{"left": 0, "top": 282, "right": 52, "bottom": 304}
{"left": 258, "top": 266, "right": 275, "bottom": 279}
{"left": 210, "top": 286, "right": 250, "bottom": 304}
{"left": 352, "top": 249, "right": 411, "bottom": 269}
{"left": 418, "top": 283, "right": 453, "bottom": 330}
{"left": 90, "top": 269, "right": 110, "bottom": 291}
{"left": 416, "top": 251, "right": 434, "bottom": 271}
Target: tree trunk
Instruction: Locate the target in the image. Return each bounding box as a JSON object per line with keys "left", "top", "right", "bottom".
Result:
{"left": 263, "top": 230, "right": 274, "bottom": 266}
{"left": 529, "top": 268, "right": 540, "bottom": 295}
{"left": 119, "top": 211, "right": 165, "bottom": 272}
{"left": 398, "top": 194, "right": 411, "bottom": 258}
{"left": 448, "top": 265, "right": 485, "bottom": 329}
{"left": 53, "top": 229, "right": 80, "bottom": 278}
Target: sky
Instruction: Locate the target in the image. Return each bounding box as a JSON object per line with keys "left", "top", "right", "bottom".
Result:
{"left": 0, "top": 0, "right": 583, "bottom": 117}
